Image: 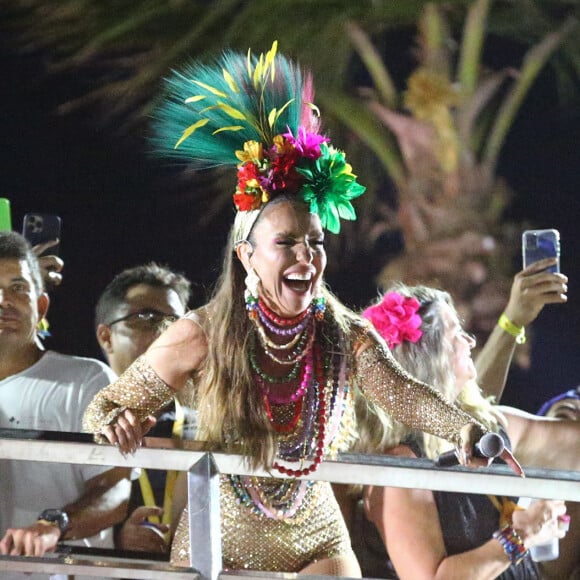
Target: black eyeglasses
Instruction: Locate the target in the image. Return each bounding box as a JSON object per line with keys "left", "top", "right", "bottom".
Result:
{"left": 107, "top": 309, "right": 179, "bottom": 329}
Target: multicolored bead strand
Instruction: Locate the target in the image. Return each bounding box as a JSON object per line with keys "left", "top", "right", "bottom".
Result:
{"left": 249, "top": 334, "right": 301, "bottom": 384}
{"left": 273, "top": 343, "right": 327, "bottom": 477}
{"left": 258, "top": 350, "right": 313, "bottom": 405}
{"left": 493, "top": 524, "right": 529, "bottom": 565}
{"left": 260, "top": 322, "right": 315, "bottom": 365}
{"left": 258, "top": 299, "right": 310, "bottom": 326}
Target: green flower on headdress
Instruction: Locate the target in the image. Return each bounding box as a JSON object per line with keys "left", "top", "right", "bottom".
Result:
{"left": 296, "top": 143, "right": 366, "bottom": 234}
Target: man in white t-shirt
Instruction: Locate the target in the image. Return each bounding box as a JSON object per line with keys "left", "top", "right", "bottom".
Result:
{"left": 0, "top": 231, "right": 131, "bottom": 578}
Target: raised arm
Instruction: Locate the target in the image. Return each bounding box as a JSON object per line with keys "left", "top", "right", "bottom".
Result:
{"left": 475, "top": 258, "right": 567, "bottom": 400}
{"left": 83, "top": 313, "right": 208, "bottom": 451}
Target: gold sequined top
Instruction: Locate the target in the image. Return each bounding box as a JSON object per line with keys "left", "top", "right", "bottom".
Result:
{"left": 353, "top": 324, "right": 479, "bottom": 447}
{"left": 82, "top": 313, "right": 483, "bottom": 573}
{"left": 82, "top": 355, "right": 174, "bottom": 440}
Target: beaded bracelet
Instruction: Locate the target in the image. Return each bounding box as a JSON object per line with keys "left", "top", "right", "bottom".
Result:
{"left": 493, "top": 523, "right": 529, "bottom": 565}
{"left": 498, "top": 313, "right": 526, "bottom": 345}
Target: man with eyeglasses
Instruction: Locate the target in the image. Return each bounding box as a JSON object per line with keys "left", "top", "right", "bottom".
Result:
{"left": 94, "top": 262, "right": 195, "bottom": 556}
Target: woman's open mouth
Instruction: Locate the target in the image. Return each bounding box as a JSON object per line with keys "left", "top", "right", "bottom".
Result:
{"left": 283, "top": 271, "right": 313, "bottom": 294}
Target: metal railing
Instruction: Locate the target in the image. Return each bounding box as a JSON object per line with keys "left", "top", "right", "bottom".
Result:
{"left": 1, "top": 429, "right": 579, "bottom": 579}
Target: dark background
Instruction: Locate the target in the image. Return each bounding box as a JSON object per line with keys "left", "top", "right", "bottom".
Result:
{"left": 1, "top": 33, "right": 579, "bottom": 415}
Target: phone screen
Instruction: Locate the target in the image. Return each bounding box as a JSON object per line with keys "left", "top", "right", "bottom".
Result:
{"left": 522, "top": 229, "right": 560, "bottom": 273}
{"left": 0, "top": 198, "right": 12, "bottom": 231}
{"left": 22, "top": 213, "right": 62, "bottom": 256}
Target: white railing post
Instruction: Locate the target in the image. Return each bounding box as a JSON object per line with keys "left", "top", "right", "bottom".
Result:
{"left": 187, "top": 453, "right": 222, "bottom": 580}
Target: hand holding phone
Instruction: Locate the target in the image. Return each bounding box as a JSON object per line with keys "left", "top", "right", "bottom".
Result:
{"left": 522, "top": 229, "right": 560, "bottom": 273}
{"left": 22, "top": 213, "right": 62, "bottom": 257}
{"left": 22, "top": 213, "right": 63, "bottom": 289}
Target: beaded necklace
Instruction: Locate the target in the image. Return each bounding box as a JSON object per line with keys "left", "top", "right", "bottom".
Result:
{"left": 228, "top": 474, "right": 317, "bottom": 523}
{"left": 253, "top": 319, "right": 304, "bottom": 350}
{"left": 246, "top": 296, "right": 335, "bottom": 477}
{"left": 258, "top": 348, "right": 313, "bottom": 405}
{"left": 259, "top": 298, "right": 311, "bottom": 325}
{"left": 258, "top": 320, "right": 315, "bottom": 366}
{"left": 277, "top": 380, "right": 318, "bottom": 457}
{"left": 272, "top": 341, "right": 327, "bottom": 478}
{"left": 249, "top": 333, "right": 301, "bottom": 383}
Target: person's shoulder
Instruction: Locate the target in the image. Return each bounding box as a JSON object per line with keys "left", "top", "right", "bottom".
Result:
{"left": 181, "top": 307, "right": 210, "bottom": 338}
{"left": 42, "top": 351, "right": 117, "bottom": 382}
{"left": 183, "top": 306, "right": 208, "bottom": 324}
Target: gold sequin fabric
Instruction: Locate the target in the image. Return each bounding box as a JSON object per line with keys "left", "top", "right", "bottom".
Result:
{"left": 171, "top": 477, "right": 353, "bottom": 572}
{"left": 82, "top": 355, "right": 174, "bottom": 438}
{"left": 353, "top": 326, "right": 482, "bottom": 446}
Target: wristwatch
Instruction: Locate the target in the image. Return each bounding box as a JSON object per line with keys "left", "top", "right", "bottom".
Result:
{"left": 37, "top": 509, "right": 70, "bottom": 537}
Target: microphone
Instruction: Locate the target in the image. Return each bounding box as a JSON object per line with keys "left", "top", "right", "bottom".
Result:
{"left": 435, "top": 432, "right": 505, "bottom": 467}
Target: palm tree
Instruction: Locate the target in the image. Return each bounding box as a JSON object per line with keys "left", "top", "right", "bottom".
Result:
{"left": 3, "top": 0, "right": 578, "bottom": 335}
{"left": 326, "top": 2, "right": 577, "bottom": 344}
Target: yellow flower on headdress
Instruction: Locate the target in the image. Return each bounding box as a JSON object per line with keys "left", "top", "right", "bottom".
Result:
{"left": 340, "top": 160, "right": 356, "bottom": 178}
{"left": 235, "top": 140, "right": 263, "bottom": 165}
{"left": 272, "top": 134, "right": 294, "bottom": 155}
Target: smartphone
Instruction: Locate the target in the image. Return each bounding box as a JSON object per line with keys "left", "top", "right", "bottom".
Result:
{"left": 522, "top": 229, "right": 560, "bottom": 273}
{"left": 22, "top": 213, "right": 62, "bottom": 257}
{"left": 0, "top": 198, "right": 12, "bottom": 231}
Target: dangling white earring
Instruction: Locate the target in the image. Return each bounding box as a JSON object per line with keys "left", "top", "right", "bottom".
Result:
{"left": 245, "top": 268, "right": 260, "bottom": 300}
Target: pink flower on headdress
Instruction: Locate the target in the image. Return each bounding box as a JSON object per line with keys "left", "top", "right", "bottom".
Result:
{"left": 283, "top": 126, "right": 328, "bottom": 159}
{"left": 362, "top": 292, "right": 423, "bottom": 349}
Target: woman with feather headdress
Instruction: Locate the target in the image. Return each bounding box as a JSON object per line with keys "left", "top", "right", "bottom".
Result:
{"left": 83, "top": 42, "right": 520, "bottom": 575}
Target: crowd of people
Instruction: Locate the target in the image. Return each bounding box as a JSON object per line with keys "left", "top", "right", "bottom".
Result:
{"left": 1, "top": 41, "right": 578, "bottom": 580}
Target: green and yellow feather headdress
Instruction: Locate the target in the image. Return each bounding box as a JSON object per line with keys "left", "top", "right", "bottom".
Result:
{"left": 153, "top": 41, "right": 365, "bottom": 234}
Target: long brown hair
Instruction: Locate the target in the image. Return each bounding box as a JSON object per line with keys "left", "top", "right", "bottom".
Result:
{"left": 192, "top": 198, "right": 360, "bottom": 469}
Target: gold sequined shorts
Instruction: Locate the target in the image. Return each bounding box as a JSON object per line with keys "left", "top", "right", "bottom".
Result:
{"left": 171, "top": 476, "right": 353, "bottom": 572}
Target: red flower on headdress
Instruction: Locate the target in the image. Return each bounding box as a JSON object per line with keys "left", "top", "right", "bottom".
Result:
{"left": 269, "top": 151, "right": 303, "bottom": 194}
{"left": 250, "top": 136, "right": 301, "bottom": 195}
{"left": 234, "top": 161, "right": 267, "bottom": 210}
{"left": 237, "top": 161, "right": 261, "bottom": 194}
{"left": 362, "top": 291, "right": 423, "bottom": 349}
{"left": 233, "top": 192, "right": 261, "bottom": 211}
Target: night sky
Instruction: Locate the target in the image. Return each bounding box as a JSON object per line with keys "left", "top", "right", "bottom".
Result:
{"left": 1, "top": 29, "right": 579, "bottom": 415}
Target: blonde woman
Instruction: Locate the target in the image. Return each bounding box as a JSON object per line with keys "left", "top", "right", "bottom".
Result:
{"left": 353, "top": 285, "right": 578, "bottom": 580}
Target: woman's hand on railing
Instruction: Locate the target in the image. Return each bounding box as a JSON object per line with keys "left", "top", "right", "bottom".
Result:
{"left": 100, "top": 409, "right": 156, "bottom": 455}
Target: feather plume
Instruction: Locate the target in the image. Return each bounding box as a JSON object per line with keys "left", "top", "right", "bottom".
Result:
{"left": 151, "top": 41, "right": 364, "bottom": 233}
{"left": 152, "top": 42, "right": 318, "bottom": 168}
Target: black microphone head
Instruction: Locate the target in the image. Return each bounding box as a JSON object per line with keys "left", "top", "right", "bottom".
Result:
{"left": 477, "top": 432, "right": 505, "bottom": 458}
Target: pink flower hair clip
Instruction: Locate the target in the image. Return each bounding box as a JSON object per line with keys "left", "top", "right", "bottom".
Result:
{"left": 362, "top": 291, "right": 423, "bottom": 349}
